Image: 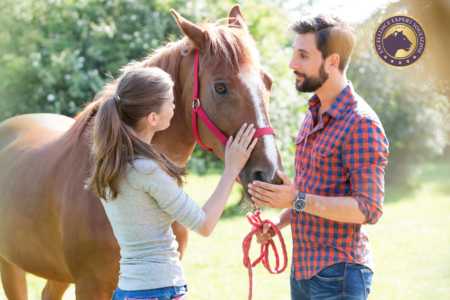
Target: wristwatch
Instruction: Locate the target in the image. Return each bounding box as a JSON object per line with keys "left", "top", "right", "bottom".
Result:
{"left": 293, "top": 191, "right": 306, "bottom": 212}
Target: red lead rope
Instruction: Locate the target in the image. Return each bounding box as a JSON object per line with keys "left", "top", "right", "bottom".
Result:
{"left": 243, "top": 211, "right": 288, "bottom": 300}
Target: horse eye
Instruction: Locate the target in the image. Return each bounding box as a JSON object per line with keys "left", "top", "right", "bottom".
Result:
{"left": 214, "top": 84, "right": 227, "bottom": 94}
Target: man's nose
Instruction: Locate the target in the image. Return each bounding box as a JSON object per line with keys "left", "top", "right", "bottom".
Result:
{"left": 289, "top": 57, "right": 298, "bottom": 70}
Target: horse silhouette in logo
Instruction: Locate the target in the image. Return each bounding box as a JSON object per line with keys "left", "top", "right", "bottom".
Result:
{"left": 383, "top": 30, "right": 413, "bottom": 57}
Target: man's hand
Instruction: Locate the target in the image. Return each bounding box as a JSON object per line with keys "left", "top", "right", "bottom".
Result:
{"left": 255, "top": 221, "right": 275, "bottom": 244}
{"left": 248, "top": 170, "right": 298, "bottom": 209}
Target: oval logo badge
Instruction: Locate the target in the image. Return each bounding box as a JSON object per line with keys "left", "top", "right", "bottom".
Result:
{"left": 372, "top": 14, "right": 427, "bottom": 69}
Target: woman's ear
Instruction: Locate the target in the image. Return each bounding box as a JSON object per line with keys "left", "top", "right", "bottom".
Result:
{"left": 147, "top": 112, "right": 158, "bottom": 127}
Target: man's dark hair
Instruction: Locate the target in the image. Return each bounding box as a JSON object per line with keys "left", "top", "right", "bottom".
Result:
{"left": 290, "top": 15, "right": 356, "bottom": 73}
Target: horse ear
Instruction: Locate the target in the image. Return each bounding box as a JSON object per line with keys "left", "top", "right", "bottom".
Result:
{"left": 171, "top": 9, "right": 206, "bottom": 52}
{"left": 394, "top": 31, "right": 399, "bottom": 37}
{"left": 228, "top": 4, "right": 248, "bottom": 34}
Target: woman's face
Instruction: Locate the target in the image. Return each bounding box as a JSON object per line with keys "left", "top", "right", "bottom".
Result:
{"left": 155, "top": 89, "right": 175, "bottom": 131}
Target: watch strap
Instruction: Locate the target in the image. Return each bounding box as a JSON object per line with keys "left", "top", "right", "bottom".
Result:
{"left": 297, "top": 191, "right": 306, "bottom": 200}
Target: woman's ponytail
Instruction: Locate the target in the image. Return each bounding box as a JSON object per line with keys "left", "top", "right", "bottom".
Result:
{"left": 86, "top": 95, "right": 129, "bottom": 200}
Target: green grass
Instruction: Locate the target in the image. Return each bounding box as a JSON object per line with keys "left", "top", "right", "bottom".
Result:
{"left": 1, "top": 161, "right": 449, "bottom": 299}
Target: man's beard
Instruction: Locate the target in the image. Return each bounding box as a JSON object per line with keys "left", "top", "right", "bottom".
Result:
{"left": 294, "top": 61, "right": 329, "bottom": 93}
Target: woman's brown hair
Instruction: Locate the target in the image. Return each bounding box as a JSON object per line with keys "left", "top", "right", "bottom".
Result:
{"left": 86, "top": 67, "right": 186, "bottom": 201}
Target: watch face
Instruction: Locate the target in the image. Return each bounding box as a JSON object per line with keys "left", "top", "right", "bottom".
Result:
{"left": 294, "top": 198, "right": 306, "bottom": 211}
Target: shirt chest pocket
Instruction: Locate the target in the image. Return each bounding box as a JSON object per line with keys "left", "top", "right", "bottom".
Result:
{"left": 312, "top": 143, "right": 338, "bottom": 174}
{"left": 295, "top": 132, "right": 306, "bottom": 145}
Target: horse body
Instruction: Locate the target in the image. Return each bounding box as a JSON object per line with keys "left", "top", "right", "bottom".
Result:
{"left": 0, "top": 6, "right": 283, "bottom": 299}
{"left": 0, "top": 115, "right": 71, "bottom": 272}
{"left": 0, "top": 114, "right": 195, "bottom": 298}
{"left": 0, "top": 115, "right": 76, "bottom": 298}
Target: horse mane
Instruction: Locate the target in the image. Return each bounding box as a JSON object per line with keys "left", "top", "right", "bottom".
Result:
{"left": 65, "top": 18, "right": 261, "bottom": 142}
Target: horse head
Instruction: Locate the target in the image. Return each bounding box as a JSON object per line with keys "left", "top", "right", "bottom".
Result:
{"left": 172, "top": 6, "right": 283, "bottom": 206}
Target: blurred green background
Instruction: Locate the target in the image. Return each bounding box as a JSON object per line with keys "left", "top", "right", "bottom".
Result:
{"left": 0, "top": 0, "right": 449, "bottom": 299}
{"left": 1, "top": 0, "right": 449, "bottom": 185}
{"left": 1, "top": 160, "right": 449, "bottom": 299}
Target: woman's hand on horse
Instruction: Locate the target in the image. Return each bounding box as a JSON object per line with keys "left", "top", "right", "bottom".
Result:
{"left": 225, "top": 123, "right": 258, "bottom": 176}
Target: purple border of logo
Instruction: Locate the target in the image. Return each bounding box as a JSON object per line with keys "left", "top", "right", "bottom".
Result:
{"left": 373, "top": 15, "right": 426, "bottom": 67}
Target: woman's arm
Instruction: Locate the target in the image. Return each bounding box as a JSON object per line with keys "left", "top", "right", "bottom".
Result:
{"left": 196, "top": 167, "right": 239, "bottom": 237}
{"left": 197, "top": 124, "right": 257, "bottom": 237}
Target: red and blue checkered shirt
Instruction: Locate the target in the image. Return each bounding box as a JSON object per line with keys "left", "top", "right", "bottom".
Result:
{"left": 291, "top": 81, "right": 389, "bottom": 280}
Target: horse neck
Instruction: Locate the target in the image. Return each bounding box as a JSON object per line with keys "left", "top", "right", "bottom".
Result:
{"left": 151, "top": 110, "right": 196, "bottom": 166}
{"left": 146, "top": 53, "right": 197, "bottom": 166}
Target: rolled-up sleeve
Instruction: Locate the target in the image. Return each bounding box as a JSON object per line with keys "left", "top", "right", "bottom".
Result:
{"left": 342, "top": 117, "right": 389, "bottom": 224}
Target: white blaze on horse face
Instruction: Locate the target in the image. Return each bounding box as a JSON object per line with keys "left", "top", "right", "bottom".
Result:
{"left": 238, "top": 68, "right": 278, "bottom": 167}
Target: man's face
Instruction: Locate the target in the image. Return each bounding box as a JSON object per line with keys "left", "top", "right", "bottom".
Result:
{"left": 289, "top": 33, "right": 329, "bottom": 93}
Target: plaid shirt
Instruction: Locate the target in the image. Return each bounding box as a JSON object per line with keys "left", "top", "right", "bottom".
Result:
{"left": 291, "top": 81, "right": 389, "bottom": 280}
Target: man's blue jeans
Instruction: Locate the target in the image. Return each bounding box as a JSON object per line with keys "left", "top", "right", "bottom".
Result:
{"left": 112, "top": 285, "right": 188, "bottom": 300}
{"left": 290, "top": 263, "right": 373, "bottom": 300}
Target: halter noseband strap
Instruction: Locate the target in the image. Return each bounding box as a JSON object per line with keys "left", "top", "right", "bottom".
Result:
{"left": 192, "top": 49, "right": 275, "bottom": 154}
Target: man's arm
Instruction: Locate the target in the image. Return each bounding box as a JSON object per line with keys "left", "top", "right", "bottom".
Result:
{"left": 249, "top": 173, "right": 365, "bottom": 224}
{"left": 249, "top": 117, "right": 389, "bottom": 225}
{"left": 303, "top": 194, "right": 365, "bottom": 223}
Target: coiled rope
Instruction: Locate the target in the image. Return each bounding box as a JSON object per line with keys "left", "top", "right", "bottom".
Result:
{"left": 242, "top": 211, "right": 288, "bottom": 300}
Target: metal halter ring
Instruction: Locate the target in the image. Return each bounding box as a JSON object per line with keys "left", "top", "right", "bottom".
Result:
{"left": 192, "top": 99, "right": 201, "bottom": 109}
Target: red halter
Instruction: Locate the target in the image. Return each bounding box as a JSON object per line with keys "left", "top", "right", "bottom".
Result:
{"left": 192, "top": 49, "right": 275, "bottom": 156}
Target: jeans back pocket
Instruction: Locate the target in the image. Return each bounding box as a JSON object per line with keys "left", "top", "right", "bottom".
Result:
{"left": 360, "top": 268, "right": 373, "bottom": 299}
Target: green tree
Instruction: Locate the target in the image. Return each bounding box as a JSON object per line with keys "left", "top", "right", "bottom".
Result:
{"left": 2, "top": 0, "right": 448, "bottom": 190}
{"left": 0, "top": 0, "right": 186, "bottom": 118}
{"left": 0, "top": 0, "right": 308, "bottom": 176}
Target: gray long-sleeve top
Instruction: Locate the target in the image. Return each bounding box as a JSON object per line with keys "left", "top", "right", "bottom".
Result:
{"left": 101, "top": 156, "right": 206, "bottom": 291}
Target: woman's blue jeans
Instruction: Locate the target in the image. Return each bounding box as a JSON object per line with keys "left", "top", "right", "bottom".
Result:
{"left": 112, "top": 285, "right": 188, "bottom": 300}
{"left": 290, "top": 263, "right": 373, "bottom": 300}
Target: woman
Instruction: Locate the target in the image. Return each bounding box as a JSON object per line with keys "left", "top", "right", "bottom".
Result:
{"left": 86, "top": 67, "right": 257, "bottom": 300}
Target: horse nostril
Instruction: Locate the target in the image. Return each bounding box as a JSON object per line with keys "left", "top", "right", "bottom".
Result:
{"left": 251, "top": 169, "right": 283, "bottom": 185}
{"left": 273, "top": 170, "right": 283, "bottom": 185}
{"left": 251, "top": 170, "right": 267, "bottom": 183}
{"left": 251, "top": 170, "right": 283, "bottom": 184}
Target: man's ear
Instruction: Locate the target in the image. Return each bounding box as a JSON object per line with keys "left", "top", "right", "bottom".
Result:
{"left": 228, "top": 4, "right": 248, "bottom": 34}
{"left": 327, "top": 53, "right": 340, "bottom": 71}
{"left": 171, "top": 9, "right": 206, "bottom": 52}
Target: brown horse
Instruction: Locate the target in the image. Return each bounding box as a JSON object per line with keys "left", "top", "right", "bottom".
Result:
{"left": 0, "top": 5, "right": 283, "bottom": 299}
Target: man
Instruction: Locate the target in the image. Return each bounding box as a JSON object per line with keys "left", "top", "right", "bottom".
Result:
{"left": 248, "top": 15, "right": 389, "bottom": 299}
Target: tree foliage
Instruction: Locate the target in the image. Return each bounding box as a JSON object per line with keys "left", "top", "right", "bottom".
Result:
{"left": 0, "top": 0, "right": 185, "bottom": 117}
{"left": 0, "top": 0, "right": 307, "bottom": 176}
{"left": 0, "top": 0, "right": 448, "bottom": 189}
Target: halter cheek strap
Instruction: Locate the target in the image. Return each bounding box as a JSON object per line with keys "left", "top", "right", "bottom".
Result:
{"left": 192, "top": 49, "right": 275, "bottom": 155}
